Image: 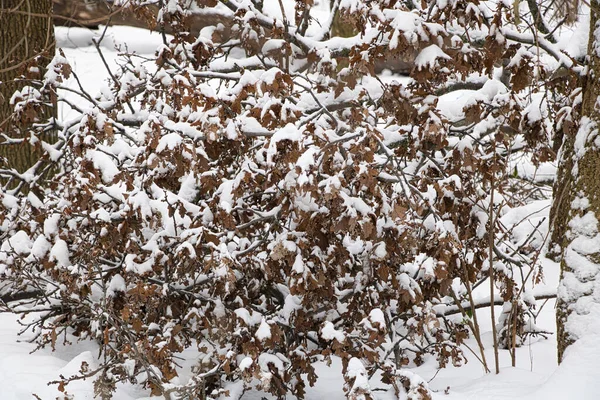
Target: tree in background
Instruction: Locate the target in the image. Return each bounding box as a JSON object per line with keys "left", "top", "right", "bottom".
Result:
{"left": 553, "top": 0, "right": 600, "bottom": 362}
{"left": 0, "top": 0, "right": 56, "bottom": 186}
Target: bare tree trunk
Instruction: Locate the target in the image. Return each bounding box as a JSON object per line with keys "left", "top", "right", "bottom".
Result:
{"left": 554, "top": 3, "right": 600, "bottom": 362}
{"left": 0, "top": 0, "right": 55, "bottom": 179}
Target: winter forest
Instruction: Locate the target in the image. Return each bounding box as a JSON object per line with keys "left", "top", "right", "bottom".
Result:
{"left": 0, "top": 0, "right": 599, "bottom": 398}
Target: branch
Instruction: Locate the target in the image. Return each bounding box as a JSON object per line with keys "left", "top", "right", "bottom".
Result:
{"left": 525, "top": 0, "right": 555, "bottom": 43}
{"left": 434, "top": 79, "right": 487, "bottom": 96}
{"left": 502, "top": 28, "right": 581, "bottom": 73}
{"left": 1, "top": 290, "right": 44, "bottom": 304}
{"left": 437, "top": 292, "right": 557, "bottom": 317}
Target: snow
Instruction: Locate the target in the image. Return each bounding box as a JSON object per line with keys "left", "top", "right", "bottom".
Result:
{"left": 31, "top": 235, "right": 52, "bottom": 259}
{"left": 414, "top": 45, "right": 451, "bottom": 70}
{"left": 239, "top": 357, "right": 254, "bottom": 371}
{"left": 282, "top": 294, "right": 302, "bottom": 321}
{"left": 322, "top": 321, "right": 346, "bottom": 342}
{"left": 0, "top": 244, "right": 592, "bottom": 398}
{"left": 235, "top": 308, "right": 262, "bottom": 326}
{"left": 343, "top": 234, "right": 366, "bottom": 255}
{"left": 373, "top": 242, "right": 387, "bottom": 259}
{"left": 0, "top": 313, "right": 147, "bottom": 400}
{"left": 107, "top": 274, "right": 127, "bottom": 297}
{"left": 262, "top": 39, "right": 287, "bottom": 54}
{"left": 340, "top": 191, "right": 372, "bottom": 217}
{"left": 49, "top": 239, "right": 71, "bottom": 268}
{"left": 0, "top": 20, "right": 596, "bottom": 400}
{"left": 1, "top": 230, "right": 32, "bottom": 256}
{"left": 367, "top": 308, "right": 386, "bottom": 329}
{"left": 156, "top": 132, "right": 183, "bottom": 153}
{"left": 87, "top": 149, "right": 121, "bottom": 183}
{"left": 293, "top": 253, "right": 305, "bottom": 274}
{"left": 555, "top": 10, "right": 590, "bottom": 59}
{"left": 256, "top": 319, "right": 272, "bottom": 341}
{"left": 573, "top": 117, "right": 596, "bottom": 173}
{"left": 266, "top": 123, "right": 303, "bottom": 164}
{"left": 346, "top": 357, "right": 371, "bottom": 398}
{"left": 499, "top": 199, "right": 550, "bottom": 251}
{"left": 533, "top": 335, "right": 600, "bottom": 400}
{"left": 258, "top": 353, "right": 285, "bottom": 373}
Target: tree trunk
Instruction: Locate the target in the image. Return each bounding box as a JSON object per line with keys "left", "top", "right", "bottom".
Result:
{"left": 548, "top": 123, "right": 576, "bottom": 262}
{"left": 0, "top": 0, "right": 55, "bottom": 182}
{"left": 554, "top": 3, "right": 600, "bottom": 362}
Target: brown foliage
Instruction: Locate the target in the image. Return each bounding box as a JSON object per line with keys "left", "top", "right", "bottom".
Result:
{"left": 0, "top": 0, "right": 570, "bottom": 397}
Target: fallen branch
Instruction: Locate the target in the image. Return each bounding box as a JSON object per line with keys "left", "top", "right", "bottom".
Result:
{"left": 1, "top": 290, "right": 44, "bottom": 305}
{"left": 437, "top": 292, "right": 557, "bottom": 317}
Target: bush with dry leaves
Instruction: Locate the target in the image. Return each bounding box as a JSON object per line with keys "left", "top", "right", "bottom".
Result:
{"left": 0, "top": 0, "right": 576, "bottom": 398}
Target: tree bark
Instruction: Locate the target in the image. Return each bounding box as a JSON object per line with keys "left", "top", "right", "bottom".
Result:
{"left": 548, "top": 124, "right": 576, "bottom": 262}
{"left": 0, "top": 0, "right": 55, "bottom": 179}
{"left": 554, "top": 3, "right": 600, "bottom": 362}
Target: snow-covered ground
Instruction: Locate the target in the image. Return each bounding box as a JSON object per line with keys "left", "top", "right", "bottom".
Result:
{"left": 0, "top": 259, "right": 575, "bottom": 400}
{"left": 0, "top": 24, "right": 596, "bottom": 399}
